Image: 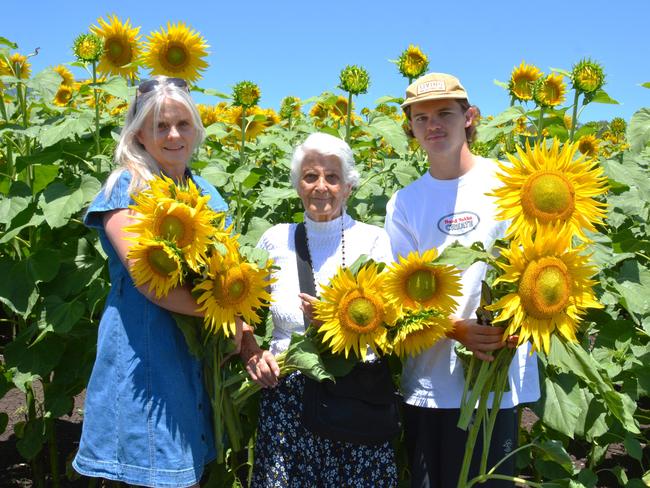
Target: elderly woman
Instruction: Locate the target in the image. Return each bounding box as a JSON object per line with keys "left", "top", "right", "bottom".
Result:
{"left": 239, "top": 132, "right": 398, "bottom": 487}
{"left": 73, "top": 76, "right": 229, "bottom": 487}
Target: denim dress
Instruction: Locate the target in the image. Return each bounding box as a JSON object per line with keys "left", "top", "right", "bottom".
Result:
{"left": 73, "top": 170, "right": 228, "bottom": 487}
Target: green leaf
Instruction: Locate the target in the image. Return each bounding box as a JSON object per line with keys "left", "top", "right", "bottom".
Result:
{"left": 391, "top": 160, "right": 421, "bottom": 187}
{"left": 172, "top": 314, "right": 205, "bottom": 359}
{"left": 41, "top": 295, "right": 84, "bottom": 334}
{"left": 366, "top": 115, "right": 408, "bottom": 154}
{"left": 26, "top": 69, "right": 61, "bottom": 100}
{"left": 98, "top": 76, "right": 132, "bottom": 100}
{"left": 283, "top": 333, "right": 334, "bottom": 382}
{"left": 476, "top": 106, "right": 525, "bottom": 142}
{"left": 0, "top": 193, "right": 30, "bottom": 226}
{"left": 541, "top": 373, "right": 582, "bottom": 438}
{"left": 0, "top": 258, "right": 39, "bottom": 316}
{"left": 4, "top": 327, "right": 66, "bottom": 380}
{"left": 536, "top": 439, "right": 574, "bottom": 471}
{"left": 38, "top": 175, "right": 101, "bottom": 228}
{"left": 27, "top": 249, "right": 61, "bottom": 283}
{"left": 43, "top": 383, "right": 74, "bottom": 418}
{"left": 0, "top": 37, "right": 18, "bottom": 48}
{"left": 32, "top": 164, "right": 60, "bottom": 195}
{"left": 493, "top": 79, "right": 508, "bottom": 89}
{"left": 38, "top": 111, "right": 94, "bottom": 148}
{"left": 624, "top": 433, "right": 643, "bottom": 461}
{"left": 205, "top": 122, "right": 229, "bottom": 139}
{"left": 435, "top": 241, "right": 493, "bottom": 270}
{"left": 611, "top": 260, "right": 650, "bottom": 320}
{"left": 587, "top": 88, "right": 619, "bottom": 105}
{"left": 550, "top": 67, "right": 571, "bottom": 78}
{"left": 373, "top": 95, "right": 402, "bottom": 105}
{"left": 16, "top": 417, "right": 46, "bottom": 460}
{"left": 627, "top": 108, "right": 650, "bottom": 153}
{"left": 641, "top": 82, "right": 650, "bottom": 89}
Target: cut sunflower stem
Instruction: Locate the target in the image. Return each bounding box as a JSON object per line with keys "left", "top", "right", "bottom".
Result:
{"left": 458, "top": 357, "right": 493, "bottom": 430}
{"left": 457, "top": 383, "right": 491, "bottom": 488}
{"left": 210, "top": 345, "right": 225, "bottom": 464}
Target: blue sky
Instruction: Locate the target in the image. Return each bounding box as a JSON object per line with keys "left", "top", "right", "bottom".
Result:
{"left": 4, "top": 0, "right": 649, "bottom": 123}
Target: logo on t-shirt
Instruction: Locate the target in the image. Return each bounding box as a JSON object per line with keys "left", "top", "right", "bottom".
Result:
{"left": 437, "top": 211, "right": 480, "bottom": 235}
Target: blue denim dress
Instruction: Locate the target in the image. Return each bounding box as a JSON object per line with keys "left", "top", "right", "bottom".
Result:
{"left": 73, "top": 170, "right": 227, "bottom": 487}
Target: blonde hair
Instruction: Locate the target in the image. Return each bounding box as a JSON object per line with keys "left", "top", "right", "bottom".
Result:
{"left": 104, "top": 76, "right": 206, "bottom": 197}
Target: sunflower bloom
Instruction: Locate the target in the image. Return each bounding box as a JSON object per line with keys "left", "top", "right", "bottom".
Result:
{"left": 508, "top": 61, "right": 542, "bottom": 102}
{"left": 609, "top": 117, "right": 626, "bottom": 136}
{"left": 338, "top": 65, "right": 370, "bottom": 95}
{"left": 577, "top": 134, "right": 600, "bottom": 158}
{"left": 280, "top": 96, "right": 302, "bottom": 120}
{"left": 91, "top": 14, "right": 142, "bottom": 79}
{"left": 144, "top": 22, "right": 208, "bottom": 83}
{"left": 54, "top": 85, "right": 73, "bottom": 106}
{"left": 128, "top": 239, "right": 184, "bottom": 298}
{"left": 315, "top": 263, "right": 397, "bottom": 360}
{"left": 397, "top": 45, "right": 429, "bottom": 80}
{"left": 228, "top": 105, "right": 280, "bottom": 142}
{"left": 391, "top": 308, "right": 453, "bottom": 358}
{"left": 384, "top": 249, "right": 461, "bottom": 313}
{"left": 490, "top": 138, "right": 608, "bottom": 242}
{"left": 232, "top": 80, "right": 261, "bottom": 108}
{"left": 1, "top": 53, "right": 32, "bottom": 79}
{"left": 533, "top": 73, "right": 566, "bottom": 108}
{"left": 73, "top": 33, "right": 104, "bottom": 63}
{"left": 53, "top": 65, "right": 74, "bottom": 86}
{"left": 194, "top": 253, "right": 274, "bottom": 337}
{"left": 197, "top": 102, "right": 229, "bottom": 127}
{"left": 571, "top": 58, "right": 605, "bottom": 94}
{"left": 487, "top": 225, "right": 602, "bottom": 354}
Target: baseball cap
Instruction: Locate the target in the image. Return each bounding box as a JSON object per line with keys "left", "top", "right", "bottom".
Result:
{"left": 401, "top": 73, "right": 468, "bottom": 109}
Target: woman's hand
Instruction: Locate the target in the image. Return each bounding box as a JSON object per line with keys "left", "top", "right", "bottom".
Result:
{"left": 448, "top": 317, "right": 508, "bottom": 362}
{"left": 239, "top": 327, "right": 280, "bottom": 388}
{"left": 298, "top": 293, "right": 322, "bottom": 328}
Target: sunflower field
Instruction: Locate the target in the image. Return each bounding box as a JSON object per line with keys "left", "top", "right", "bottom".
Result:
{"left": 1, "top": 15, "right": 650, "bottom": 488}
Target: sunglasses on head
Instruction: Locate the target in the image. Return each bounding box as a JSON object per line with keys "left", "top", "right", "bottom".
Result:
{"left": 134, "top": 77, "right": 189, "bottom": 113}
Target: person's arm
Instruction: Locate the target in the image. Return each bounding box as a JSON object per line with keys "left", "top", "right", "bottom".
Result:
{"left": 239, "top": 323, "right": 280, "bottom": 388}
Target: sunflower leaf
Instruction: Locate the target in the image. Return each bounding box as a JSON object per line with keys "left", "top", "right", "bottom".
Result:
{"left": 641, "top": 82, "right": 650, "bottom": 89}
{"left": 283, "top": 332, "right": 334, "bottom": 382}
{"left": 0, "top": 37, "right": 18, "bottom": 49}
{"left": 627, "top": 108, "right": 650, "bottom": 153}
{"left": 435, "top": 241, "right": 492, "bottom": 270}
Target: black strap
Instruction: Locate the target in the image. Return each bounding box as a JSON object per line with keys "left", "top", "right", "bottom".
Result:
{"left": 294, "top": 222, "right": 317, "bottom": 329}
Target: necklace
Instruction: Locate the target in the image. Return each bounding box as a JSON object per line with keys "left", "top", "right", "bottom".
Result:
{"left": 304, "top": 212, "right": 347, "bottom": 294}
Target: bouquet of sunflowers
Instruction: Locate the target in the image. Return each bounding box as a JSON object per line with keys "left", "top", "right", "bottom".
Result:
{"left": 233, "top": 249, "right": 463, "bottom": 406}
{"left": 453, "top": 138, "right": 608, "bottom": 487}
{"left": 125, "top": 173, "right": 275, "bottom": 463}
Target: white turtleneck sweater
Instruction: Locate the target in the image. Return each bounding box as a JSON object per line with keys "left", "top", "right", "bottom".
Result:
{"left": 257, "top": 212, "right": 393, "bottom": 355}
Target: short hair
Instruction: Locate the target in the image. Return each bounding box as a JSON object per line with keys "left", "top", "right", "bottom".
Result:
{"left": 104, "top": 76, "right": 206, "bottom": 196}
{"left": 403, "top": 99, "right": 480, "bottom": 144}
{"left": 290, "top": 132, "right": 360, "bottom": 190}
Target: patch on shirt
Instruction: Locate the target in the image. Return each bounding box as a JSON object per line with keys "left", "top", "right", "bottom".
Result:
{"left": 437, "top": 211, "right": 480, "bottom": 235}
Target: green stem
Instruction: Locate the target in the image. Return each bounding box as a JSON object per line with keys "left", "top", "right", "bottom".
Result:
{"left": 457, "top": 387, "right": 491, "bottom": 488}
{"left": 460, "top": 355, "right": 476, "bottom": 408}
{"left": 0, "top": 90, "right": 9, "bottom": 122}
{"left": 211, "top": 344, "right": 225, "bottom": 464}
{"left": 536, "top": 107, "right": 545, "bottom": 140}
{"left": 479, "top": 350, "right": 512, "bottom": 475}
{"left": 48, "top": 418, "right": 61, "bottom": 488}
{"left": 247, "top": 435, "right": 255, "bottom": 487}
{"left": 222, "top": 385, "right": 242, "bottom": 452}
{"left": 467, "top": 473, "right": 542, "bottom": 488}
{"left": 569, "top": 89, "right": 580, "bottom": 142}
{"left": 240, "top": 106, "right": 247, "bottom": 164}
{"left": 345, "top": 91, "right": 353, "bottom": 143}
{"left": 26, "top": 385, "right": 45, "bottom": 488}
{"left": 92, "top": 61, "right": 101, "bottom": 167}
{"left": 458, "top": 358, "right": 492, "bottom": 430}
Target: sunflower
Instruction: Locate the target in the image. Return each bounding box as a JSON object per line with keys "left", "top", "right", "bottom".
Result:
{"left": 397, "top": 45, "right": 429, "bottom": 81}
{"left": 91, "top": 14, "right": 142, "bottom": 79}
{"left": 128, "top": 238, "right": 184, "bottom": 298}
{"left": 228, "top": 105, "right": 280, "bottom": 142}
{"left": 571, "top": 58, "right": 605, "bottom": 94}
{"left": 54, "top": 85, "right": 73, "bottom": 106}
{"left": 197, "top": 102, "right": 229, "bottom": 127}
{"left": 53, "top": 65, "right": 74, "bottom": 86}
{"left": 1, "top": 53, "right": 32, "bottom": 79}
{"left": 514, "top": 116, "right": 533, "bottom": 137}
{"left": 384, "top": 249, "right": 461, "bottom": 313}
{"left": 508, "top": 61, "right": 541, "bottom": 102}
{"left": 72, "top": 33, "right": 104, "bottom": 63}
{"left": 533, "top": 73, "right": 566, "bottom": 108}
{"left": 315, "top": 263, "right": 397, "bottom": 360}
{"left": 279, "top": 96, "right": 302, "bottom": 120}
{"left": 232, "top": 80, "right": 261, "bottom": 108}
{"left": 390, "top": 309, "right": 454, "bottom": 358}
{"left": 577, "top": 134, "right": 600, "bottom": 158}
{"left": 490, "top": 138, "right": 608, "bottom": 242}
{"left": 609, "top": 117, "right": 626, "bottom": 136}
{"left": 487, "top": 225, "right": 601, "bottom": 354}
{"left": 143, "top": 22, "right": 208, "bottom": 83}
{"left": 194, "top": 253, "right": 273, "bottom": 337}
{"left": 338, "top": 65, "right": 370, "bottom": 95}
{"left": 147, "top": 173, "right": 214, "bottom": 211}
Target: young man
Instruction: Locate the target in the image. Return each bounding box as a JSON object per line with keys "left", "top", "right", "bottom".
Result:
{"left": 384, "top": 73, "right": 540, "bottom": 487}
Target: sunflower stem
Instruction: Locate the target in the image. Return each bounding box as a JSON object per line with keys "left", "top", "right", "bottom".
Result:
{"left": 210, "top": 341, "right": 225, "bottom": 464}
{"left": 92, "top": 61, "right": 101, "bottom": 168}
{"left": 569, "top": 89, "right": 580, "bottom": 142}
{"left": 536, "top": 107, "right": 545, "bottom": 140}
{"left": 458, "top": 357, "right": 492, "bottom": 430}
{"left": 479, "top": 349, "right": 513, "bottom": 476}
{"left": 457, "top": 382, "right": 491, "bottom": 488}
{"left": 345, "top": 91, "right": 353, "bottom": 143}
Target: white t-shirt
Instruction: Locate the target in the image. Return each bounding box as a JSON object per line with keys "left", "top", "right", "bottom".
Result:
{"left": 385, "top": 156, "right": 540, "bottom": 408}
{"left": 258, "top": 212, "right": 393, "bottom": 355}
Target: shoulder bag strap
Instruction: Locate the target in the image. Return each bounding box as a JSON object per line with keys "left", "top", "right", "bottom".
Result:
{"left": 294, "top": 222, "right": 317, "bottom": 329}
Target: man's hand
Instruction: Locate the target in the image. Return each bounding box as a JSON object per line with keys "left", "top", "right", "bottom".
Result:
{"left": 448, "top": 317, "right": 508, "bottom": 362}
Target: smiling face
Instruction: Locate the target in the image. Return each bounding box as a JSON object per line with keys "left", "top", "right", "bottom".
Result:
{"left": 408, "top": 98, "right": 475, "bottom": 157}
{"left": 297, "top": 150, "right": 352, "bottom": 222}
{"left": 136, "top": 97, "right": 197, "bottom": 178}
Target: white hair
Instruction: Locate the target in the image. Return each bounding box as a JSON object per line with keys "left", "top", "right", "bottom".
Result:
{"left": 103, "top": 76, "right": 206, "bottom": 197}
{"left": 289, "top": 132, "right": 360, "bottom": 190}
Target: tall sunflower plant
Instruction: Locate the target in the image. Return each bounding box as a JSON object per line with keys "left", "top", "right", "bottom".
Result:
{"left": 232, "top": 250, "right": 463, "bottom": 408}
{"left": 124, "top": 173, "right": 275, "bottom": 464}
{"left": 446, "top": 137, "right": 610, "bottom": 487}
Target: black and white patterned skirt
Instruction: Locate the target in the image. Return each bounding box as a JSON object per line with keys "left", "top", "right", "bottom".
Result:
{"left": 251, "top": 372, "right": 398, "bottom": 488}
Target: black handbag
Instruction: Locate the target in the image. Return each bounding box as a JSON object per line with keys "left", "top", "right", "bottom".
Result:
{"left": 294, "top": 222, "right": 401, "bottom": 445}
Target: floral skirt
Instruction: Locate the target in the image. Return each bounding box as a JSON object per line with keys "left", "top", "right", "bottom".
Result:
{"left": 251, "top": 372, "right": 398, "bottom": 488}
